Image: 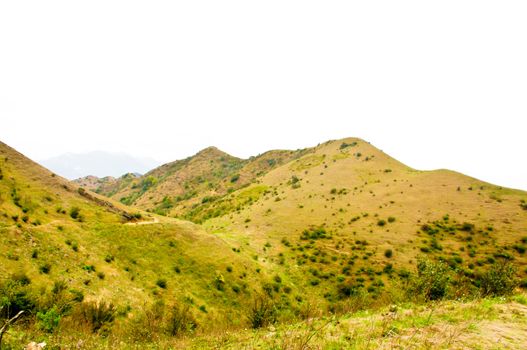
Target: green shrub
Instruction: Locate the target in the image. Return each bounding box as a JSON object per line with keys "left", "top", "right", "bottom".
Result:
{"left": 82, "top": 265, "right": 96, "bottom": 272}
{"left": 301, "top": 227, "right": 329, "bottom": 240}
{"left": 166, "top": 303, "right": 197, "bottom": 336}
{"left": 340, "top": 142, "right": 357, "bottom": 149}
{"left": 384, "top": 249, "right": 393, "bottom": 258}
{"left": 479, "top": 261, "right": 518, "bottom": 297}
{"left": 513, "top": 245, "right": 526, "bottom": 254}
{"left": 156, "top": 279, "right": 167, "bottom": 289}
{"left": 39, "top": 263, "right": 51, "bottom": 274}
{"left": 247, "top": 295, "right": 276, "bottom": 329}
{"left": 0, "top": 274, "right": 36, "bottom": 319}
{"left": 69, "top": 207, "right": 81, "bottom": 219}
{"left": 337, "top": 282, "right": 361, "bottom": 298}
{"left": 36, "top": 307, "right": 61, "bottom": 333}
{"left": 214, "top": 274, "right": 225, "bottom": 291}
{"left": 77, "top": 301, "right": 116, "bottom": 333}
{"left": 10, "top": 272, "right": 31, "bottom": 286}
{"left": 460, "top": 222, "right": 474, "bottom": 232}
{"left": 410, "top": 259, "right": 451, "bottom": 301}
{"left": 377, "top": 220, "right": 386, "bottom": 227}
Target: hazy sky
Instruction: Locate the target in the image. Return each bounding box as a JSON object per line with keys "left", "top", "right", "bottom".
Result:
{"left": 1, "top": 1, "right": 526, "bottom": 190}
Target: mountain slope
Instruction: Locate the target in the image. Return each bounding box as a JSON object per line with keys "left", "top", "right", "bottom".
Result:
{"left": 0, "top": 141, "right": 269, "bottom": 326}
{"left": 195, "top": 138, "right": 527, "bottom": 307}
{"left": 84, "top": 146, "right": 311, "bottom": 218}
{"left": 73, "top": 137, "right": 527, "bottom": 312}
{"left": 2, "top": 137, "right": 527, "bottom": 349}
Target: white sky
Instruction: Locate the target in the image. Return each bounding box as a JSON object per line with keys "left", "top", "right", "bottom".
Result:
{"left": 1, "top": 1, "right": 526, "bottom": 190}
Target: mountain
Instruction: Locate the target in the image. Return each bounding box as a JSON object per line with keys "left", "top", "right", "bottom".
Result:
{"left": 202, "top": 138, "right": 527, "bottom": 292}
{"left": 40, "top": 151, "right": 160, "bottom": 179}
{"left": 88, "top": 137, "right": 527, "bottom": 306}
{"left": 1, "top": 138, "right": 527, "bottom": 349}
{"left": 86, "top": 146, "right": 311, "bottom": 217}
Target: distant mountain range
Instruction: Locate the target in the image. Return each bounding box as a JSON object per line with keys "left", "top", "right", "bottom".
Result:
{"left": 40, "top": 151, "right": 160, "bottom": 179}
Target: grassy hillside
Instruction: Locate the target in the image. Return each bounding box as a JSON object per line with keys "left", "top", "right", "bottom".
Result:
{"left": 0, "top": 141, "right": 275, "bottom": 345}
{"left": 200, "top": 138, "right": 527, "bottom": 307}
{"left": 173, "top": 293, "right": 527, "bottom": 349}
{"left": 2, "top": 138, "right": 527, "bottom": 349}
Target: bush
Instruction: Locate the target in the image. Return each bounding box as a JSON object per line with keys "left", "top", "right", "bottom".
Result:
{"left": 39, "top": 263, "right": 51, "bottom": 274}
{"left": 337, "top": 282, "right": 361, "bottom": 299}
{"left": 10, "top": 272, "right": 31, "bottom": 286}
{"left": 301, "top": 227, "right": 329, "bottom": 240}
{"left": 166, "top": 303, "right": 197, "bottom": 336}
{"left": 0, "top": 274, "right": 36, "bottom": 319}
{"left": 513, "top": 245, "right": 526, "bottom": 254}
{"left": 384, "top": 249, "right": 393, "bottom": 258}
{"left": 36, "top": 307, "right": 61, "bottom": 333}
{"left": 214, "top": 274, "right": 225, "bottom": 291}
{"left": 410, "top": 259, "right": 451, "bottom": 301}
{"left": 247, "top": 295, "right": 276, "bottom": 329}
{"left": 377, "top": 220, "right": 386, "bottom": 227}
{"left": 156, "top": 279, "right": 167, "bottom": 289}
{"left": 340, "top": 142, "right": 357, "bottom": 149}
{"left": 479, "top": 261, "right": 518, "bottom": 297}
{"left": 69, "top": 207, "right": 81, "bottom": 219}
{"left": 77, "top": 301, "right": 116, "bottom": 333}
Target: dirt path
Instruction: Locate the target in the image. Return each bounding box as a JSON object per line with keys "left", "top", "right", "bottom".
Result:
{"left": 125, "top": 216, "right": 160, "bottom": 226}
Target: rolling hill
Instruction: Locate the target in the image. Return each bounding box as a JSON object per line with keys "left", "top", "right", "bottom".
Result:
{"left": 77, "top": 137, "right": 527, "bottom": 308}
{"left": 2, "top": 137, "right": 527, "bottom": 349}
{"left": 200, "top": 138, "right": 527, "bottom": 304}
